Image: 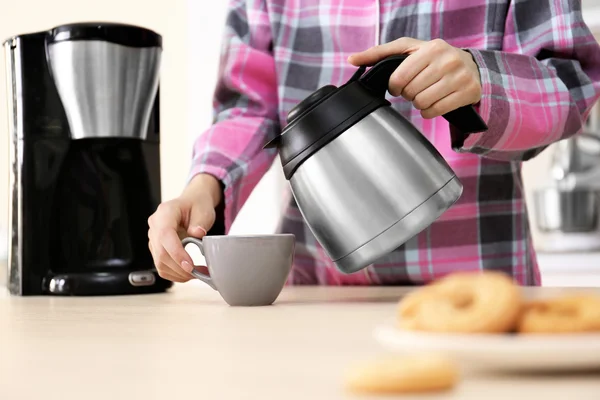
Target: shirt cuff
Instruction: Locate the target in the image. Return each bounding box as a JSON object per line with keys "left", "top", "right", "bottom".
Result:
{"left": 451, "top": 48, "right": 494, "bottom": 152}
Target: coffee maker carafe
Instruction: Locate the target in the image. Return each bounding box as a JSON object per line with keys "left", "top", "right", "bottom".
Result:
{"left": 4, "top": 22, "right": 173, "bottom": 295}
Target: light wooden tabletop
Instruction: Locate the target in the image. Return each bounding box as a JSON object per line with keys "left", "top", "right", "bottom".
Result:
{"left": 1, "top": 263, "right": 599, "bottom": 400}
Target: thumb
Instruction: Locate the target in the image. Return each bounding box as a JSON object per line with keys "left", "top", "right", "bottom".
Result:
{"left": 186, "top": 203, "right": 215, "bottom": 238}
{"left": 348, "top": 37, "right": 424, "bottom": 66}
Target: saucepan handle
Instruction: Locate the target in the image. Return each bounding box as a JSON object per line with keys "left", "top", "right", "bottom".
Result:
{"left": 181, "top": 237, "right": 217, "bottom": 290}
{"left": 359, "top": 55, "right": 489, "bottom": 134}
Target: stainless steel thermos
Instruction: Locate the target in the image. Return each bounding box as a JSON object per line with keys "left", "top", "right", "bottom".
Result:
{"left": 265, "top": 55, "right": 488, "bottom": 274}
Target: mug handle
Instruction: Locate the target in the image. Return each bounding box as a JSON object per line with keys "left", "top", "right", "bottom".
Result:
{"left": 181, "top": 237, "right": 217, "bottom": 291}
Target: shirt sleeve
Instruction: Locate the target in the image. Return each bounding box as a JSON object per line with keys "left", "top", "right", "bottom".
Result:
{"left": 452, "top": 0, "right": 600, "bottom": 161}
{"left": 188, "top": 0, "right": 280, "bottom": 232}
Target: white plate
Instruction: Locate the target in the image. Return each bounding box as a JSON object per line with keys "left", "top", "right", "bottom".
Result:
{"left": 374, "top": 319, "right": 600, "bottom": 372}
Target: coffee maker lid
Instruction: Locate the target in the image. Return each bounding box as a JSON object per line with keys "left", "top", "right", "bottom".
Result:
{"left": 47, "top": 22, "right": 162, "bottom": 48}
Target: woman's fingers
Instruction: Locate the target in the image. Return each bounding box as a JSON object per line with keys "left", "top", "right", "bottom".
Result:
{"left": 147, "top": 200, "right": 197, "bottom": 281}
{"left": 411, "top": 77, "right": 455, "bottom": 112}
{"left": 348, "top": 37, "right": 424, "bottom": 66}
{"left": 149, "top": 240, "right": 193, "bottom": 283}
{"left": 157, "top": 266, "right": 191, "bottom": 283}
{"left": 420, "top": 91, "right": 465, "bottom": 119}
{"left": 396, "top": 65, "right": 442, "bottom": 102}
{"left": 159, "top": 227, "right": 195, "bottom": 274}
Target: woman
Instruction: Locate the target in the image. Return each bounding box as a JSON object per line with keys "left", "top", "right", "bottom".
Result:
{"left": 148, "top": 0, "right": 600, "bottom": 286}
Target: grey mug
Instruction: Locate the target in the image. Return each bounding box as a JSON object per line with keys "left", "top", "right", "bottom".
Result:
{"left": 181, "top": 234, "right": 295, "bottom": 306}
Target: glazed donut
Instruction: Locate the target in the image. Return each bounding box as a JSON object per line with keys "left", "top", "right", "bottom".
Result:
{"left": 517, "top": 294, "right": 600, "bottom": 334}
{"left": 398, "top": 271, "right": 522, "bottom": 333}
{"left": 343, "top": 354, "right": 459, "bottom": 394}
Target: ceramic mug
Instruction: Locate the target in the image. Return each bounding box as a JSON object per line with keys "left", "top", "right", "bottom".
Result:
{"left": 181, "top": 234, "right": 295, "bottom": 306}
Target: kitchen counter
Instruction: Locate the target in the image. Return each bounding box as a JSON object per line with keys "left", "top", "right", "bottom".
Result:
{"left": 1, "top": 266, "right": 600, "bottom": 400}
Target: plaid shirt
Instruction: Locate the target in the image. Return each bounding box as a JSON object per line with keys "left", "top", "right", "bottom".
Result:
{"left": 190, "top": 0, "right": 600, "bottom": 286}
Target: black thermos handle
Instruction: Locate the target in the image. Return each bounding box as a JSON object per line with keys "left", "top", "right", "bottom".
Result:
{"left": 360, "top": 54, "right": 488, "bottom": 134}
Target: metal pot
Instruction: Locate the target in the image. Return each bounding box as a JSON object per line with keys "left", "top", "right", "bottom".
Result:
{"left": 533, "top": 188, "right": 600, "bottom": 233}
{"left": 264, "top": 55, "right": 488, "bottom": 274}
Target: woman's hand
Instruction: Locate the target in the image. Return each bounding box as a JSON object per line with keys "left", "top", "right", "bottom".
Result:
{"left": 147, "top": 173, "right": 221, "bottom": 283}
{"left": 348, "top": 37, "right": 482, "bottom": 119}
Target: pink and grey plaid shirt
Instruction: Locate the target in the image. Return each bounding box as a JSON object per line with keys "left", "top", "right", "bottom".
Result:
{"left": 190, "top": 0, "right": 600, "bottom": 286}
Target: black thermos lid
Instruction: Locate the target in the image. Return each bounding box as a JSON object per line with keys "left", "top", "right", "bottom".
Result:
{"left": 264, "top": 65, "right": 389, "bottom": 180}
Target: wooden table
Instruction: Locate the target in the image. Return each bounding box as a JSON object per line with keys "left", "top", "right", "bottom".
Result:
{"left": 1, "top": 263, "right": 599, "bottom": 400}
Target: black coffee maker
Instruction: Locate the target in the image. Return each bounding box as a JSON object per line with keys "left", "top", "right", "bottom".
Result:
{"left": 4, "top": 22, "right": 173, "bottom": 295}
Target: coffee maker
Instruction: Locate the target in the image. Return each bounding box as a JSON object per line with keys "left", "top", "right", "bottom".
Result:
{"left": 4, "top": 22, "right": 173, "bottom": 295}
